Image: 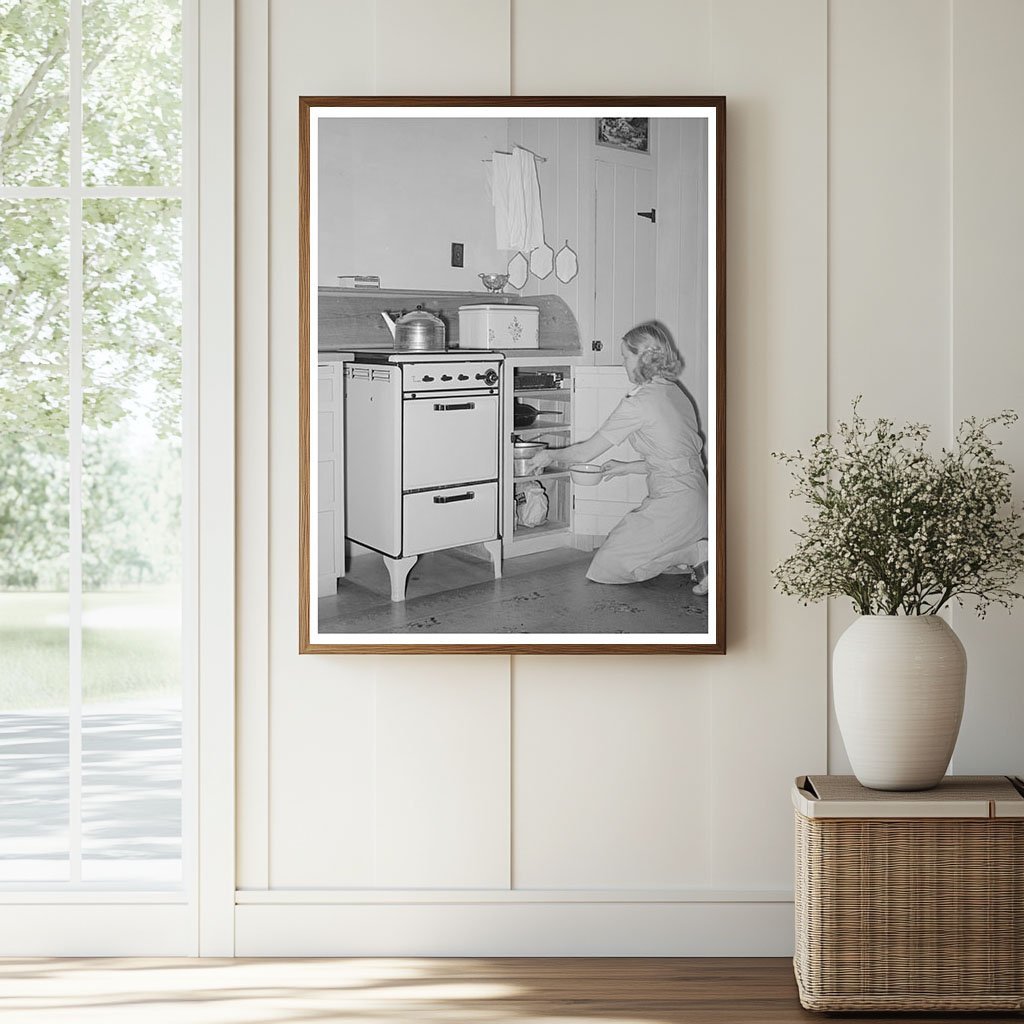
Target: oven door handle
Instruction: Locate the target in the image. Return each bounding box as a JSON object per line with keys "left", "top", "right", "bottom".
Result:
{"left": 433, "top": 401, "right": 476, "bottom": 412}
{"left": 433, "top": 491, "right": 475, "bottom": 504}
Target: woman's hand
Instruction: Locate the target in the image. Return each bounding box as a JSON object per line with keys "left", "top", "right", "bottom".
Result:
{"left": 601, "top": 458, "right": 642, "bottom": 478}
{"left": 523, "top": 449, "right": 554, "bottom": 473}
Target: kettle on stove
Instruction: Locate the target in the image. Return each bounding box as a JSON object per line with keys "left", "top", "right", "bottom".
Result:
{"left": 381, "top": 309, "right": 446, "bottom": 351}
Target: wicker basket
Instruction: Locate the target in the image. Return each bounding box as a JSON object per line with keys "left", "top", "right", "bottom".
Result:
{"left": 793, "top": 775, "right": 1024, "bottom": 1012}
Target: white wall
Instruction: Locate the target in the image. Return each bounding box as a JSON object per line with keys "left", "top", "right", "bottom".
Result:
{"left": 656, "top": 118, "right": 709, "bottom": 432}
{"left": 317, "top": 117, "right": 509, "bottom": 290}
{"left": 234, "top": 0, "right": 1024, "bottom": 956}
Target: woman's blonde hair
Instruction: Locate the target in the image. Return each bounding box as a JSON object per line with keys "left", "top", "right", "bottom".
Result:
{"left": 622, "top": 321, "right": 683, "bottom": 382}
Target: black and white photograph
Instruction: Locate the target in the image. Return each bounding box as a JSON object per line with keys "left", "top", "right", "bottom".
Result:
{"left": 301, "top": 98, "right": 724, "bottom": 653}
{"left": 596, "top": 116, "right": 651, "bottom": 153}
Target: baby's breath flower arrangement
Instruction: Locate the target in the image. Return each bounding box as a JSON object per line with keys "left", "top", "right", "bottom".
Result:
{"left": 772, "top": 400, "right": 1024, "bottom": 617}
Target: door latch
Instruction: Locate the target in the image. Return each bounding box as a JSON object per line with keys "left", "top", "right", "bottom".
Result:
{"left": 591, "top": 340, "right": 603, "bottom": 352}
{"left": 637, "top": 208, "right": 656, "bottom": 223}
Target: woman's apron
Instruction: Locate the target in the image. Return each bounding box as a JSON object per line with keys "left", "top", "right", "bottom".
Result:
{"left": 586, "top": 381, "right": 708, "bottom": 585}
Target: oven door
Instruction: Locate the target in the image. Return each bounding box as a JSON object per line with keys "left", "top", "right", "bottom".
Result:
{"left": 402, "top": 392, "right": 499, "bottom": 490}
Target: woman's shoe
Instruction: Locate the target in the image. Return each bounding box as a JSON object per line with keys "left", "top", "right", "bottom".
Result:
{"left": 692, "top": 561, "right": 709, "bottom": 595}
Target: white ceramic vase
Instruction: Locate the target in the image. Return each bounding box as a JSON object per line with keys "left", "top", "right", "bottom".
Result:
{"left": 833, "top": 615, "right": 967, "bottom": 791}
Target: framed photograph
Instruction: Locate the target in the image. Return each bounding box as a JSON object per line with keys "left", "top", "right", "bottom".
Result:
{"left": 596, "top": 116, "right": 651, "bottom": 153}
{"left": 300, "top": 96, "right": 725, "bottom": 654}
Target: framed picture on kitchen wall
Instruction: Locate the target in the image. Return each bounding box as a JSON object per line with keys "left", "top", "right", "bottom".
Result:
{"left": 299, "top": 96, "right": 726, "bottom": 654}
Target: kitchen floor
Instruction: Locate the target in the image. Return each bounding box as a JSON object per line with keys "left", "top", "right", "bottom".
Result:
{"left": 319, "top": 546, "right": 709, "bottom": 635}
{"left": 10, "top": 956, "right": 1006, "bottom": 1024}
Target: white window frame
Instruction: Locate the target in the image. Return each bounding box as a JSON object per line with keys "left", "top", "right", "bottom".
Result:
{"left": 0, "top": 0, "right": 235, "bottom": 956}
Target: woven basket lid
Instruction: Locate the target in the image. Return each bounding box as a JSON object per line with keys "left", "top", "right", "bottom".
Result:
{"left": 793, "top": 774, "right": 1024, "bottom": 819}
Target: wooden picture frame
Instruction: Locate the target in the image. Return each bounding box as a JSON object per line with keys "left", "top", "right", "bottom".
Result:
{"left": 300, "top": 96, "right": 726, "bottom": 654}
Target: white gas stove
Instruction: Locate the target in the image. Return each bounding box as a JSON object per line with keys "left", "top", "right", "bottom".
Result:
{"left": 345, "top": 350, "right": 505, "bottom": 601}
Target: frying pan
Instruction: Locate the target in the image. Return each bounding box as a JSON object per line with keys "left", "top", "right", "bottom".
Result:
{"left": 514, "top": 399, "right": 565, "bottom": 429}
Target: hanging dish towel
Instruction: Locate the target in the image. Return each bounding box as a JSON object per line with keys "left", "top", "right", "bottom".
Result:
{"left": 489, "top": 145, "right": 545, "bottom": 252}
{"left": 488, "top": 151, "right": 515, "bottom": 250}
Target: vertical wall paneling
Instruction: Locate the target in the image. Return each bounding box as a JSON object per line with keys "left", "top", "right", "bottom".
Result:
{"left": 236, "top": 0, "right": 270, "bottom": 893}
{"left": 577, "top": 121, "right": 597, "bottom": 360}
{"left": 512, "top": 656, "right": 713, "bottom": 889}
{"left": 827, "top": 0, "right": 951, "bottom": 772}
{"left": 693, "top": 121, "right": 708, "bottom": 432}
{"left": 374, "top": 658, "right": 511, "bottom": 888}
{"left": 373, "top": 0, "right": 511, "bottom": 95}
{"left": 264, "top": 0, "right": 515, "bottom": 894}
{"left": 506, "top": 117, "right": 596, "bottom": 356}
{"left": 232, "top": 0, "right": 1024, "bottom": 955}
{"left": 197, "top": 0, "right": 237, "bottom": 955}
{"left": 949, "top": 0, "right": 1024, "bottom": 777}
{"left": 656, "top": 117, "right": 709, "bottom": 432}
{"left": 656, "top": 119, "right": 683, "bottom": 368}
{"left": 511, "top": 0, "right": 713, "bottom": 95}
{"left": 555, "top": 120, "right": 580, "bottom": 313}
{"left": 708, "top": 0, "right": 829, "bottom": 888}
{"left": 269, "top": 665, "right": 378, "bottom": 887}
{"left": 266, "top": 0, "right": 375, "bottom": 890}
{"left": 593, "top": 160, "right": 615, "bottom": 352}
{"left": 828, "top": 0, "right": 950, "bottom": 424}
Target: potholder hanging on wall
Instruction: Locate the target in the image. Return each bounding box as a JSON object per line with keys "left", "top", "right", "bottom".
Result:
{"left": 529, "top": 242, "right": 554, "bottom": 280}
{"left": 506, "top": 251, "right": 529, "bottom": 290}
{"left": 555, "top": 240, "right": 579, "bottom": 283}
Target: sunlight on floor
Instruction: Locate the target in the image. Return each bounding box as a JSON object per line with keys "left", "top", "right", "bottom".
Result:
{"left": 0, "top": 958, "right": 670, "bottom": 1024}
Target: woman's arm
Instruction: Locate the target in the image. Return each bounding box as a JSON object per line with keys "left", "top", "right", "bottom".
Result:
{"left": 526, "top": 431, "right": 612, "bottom": 471}
{"left": 601, "top": 458, "right": 647, "bottom": 477}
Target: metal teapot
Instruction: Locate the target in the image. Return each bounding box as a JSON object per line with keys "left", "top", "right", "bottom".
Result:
{"left": 381, "top": 309, "right": 446, "bottom": 351}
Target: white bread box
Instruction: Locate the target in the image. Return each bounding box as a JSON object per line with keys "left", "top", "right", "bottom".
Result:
{"left": 457, "top": 304, "right": 539, "bottom": 349}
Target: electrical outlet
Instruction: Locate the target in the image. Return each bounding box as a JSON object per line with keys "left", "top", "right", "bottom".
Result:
{"left": 451, "top": 242, "right": 464, "bottom": 268}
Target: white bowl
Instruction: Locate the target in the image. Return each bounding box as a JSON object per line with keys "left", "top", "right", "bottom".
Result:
{"left": 570, "top": 463, "right": 604, "bottom": 486}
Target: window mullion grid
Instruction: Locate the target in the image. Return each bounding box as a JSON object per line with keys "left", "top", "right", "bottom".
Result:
{"left": 0, "top": 186, "right": 182, "bottom": 199}
{"left": 68, "top": 0, "right": 83, "bottom": 885}
{"left": 1, "top": 0, "right": 194, "bottom": 893}
{"left": 0, "top": 0, "right": 192, "bottom": 896}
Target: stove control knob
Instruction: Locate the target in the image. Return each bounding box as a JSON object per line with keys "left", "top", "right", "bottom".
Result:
{"left": 457, "top": 373, "right": 469, "bottom": 381}
{"left": 421, "top": 374, "right": 435, "bottom": 382}
{"left": 476, "top": 369, "right": 499, "bottom": 386}
{"left": 441, "top": 374, "right": 453, "bottom": 381}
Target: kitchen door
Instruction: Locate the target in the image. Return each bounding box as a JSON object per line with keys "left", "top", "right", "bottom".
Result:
{"left": 593, "top": 160, "right": 657, "bottom": 365}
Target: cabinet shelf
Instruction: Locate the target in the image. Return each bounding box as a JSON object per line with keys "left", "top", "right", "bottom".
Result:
{"left": 512, "top": 388, "right": 571, "bottom": 399}
{"left": 514, "top": 423, "right": 571, "bottom": 437}
{"left": 513, "top": 467, "right": 572, "bottom": 483}
{"left": 512, "top": 519, "right": 571, "bottom": 538}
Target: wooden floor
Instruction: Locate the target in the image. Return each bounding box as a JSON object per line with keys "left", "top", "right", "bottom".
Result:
{"left": 0, "top": 957, "right": 1019, "bottom": 1023}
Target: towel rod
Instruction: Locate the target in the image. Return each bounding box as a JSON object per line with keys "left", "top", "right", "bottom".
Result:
{"left": 482, "top": 151, "right": 547, "bottom": 163}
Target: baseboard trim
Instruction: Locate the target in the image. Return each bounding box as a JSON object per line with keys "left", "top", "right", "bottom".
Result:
{"left": 236, "top": 887, "right": 792, "bottom": 904}
{"left": 0, "top": 904, "right": 195, "bottom": 956}
{"left": 235, "top": 900, "right": 795, "bottom": 956}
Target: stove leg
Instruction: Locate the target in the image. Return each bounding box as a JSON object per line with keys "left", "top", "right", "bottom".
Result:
{"left": 483, "top": 539, "right": 502, "bottom": 579}
{"left": 384, "top": 554, "right": 418, "bottom": 602}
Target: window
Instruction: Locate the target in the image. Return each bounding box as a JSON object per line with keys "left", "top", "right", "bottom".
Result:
{"left": 0, "top": 0, "right": 191, "bottom": 888}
